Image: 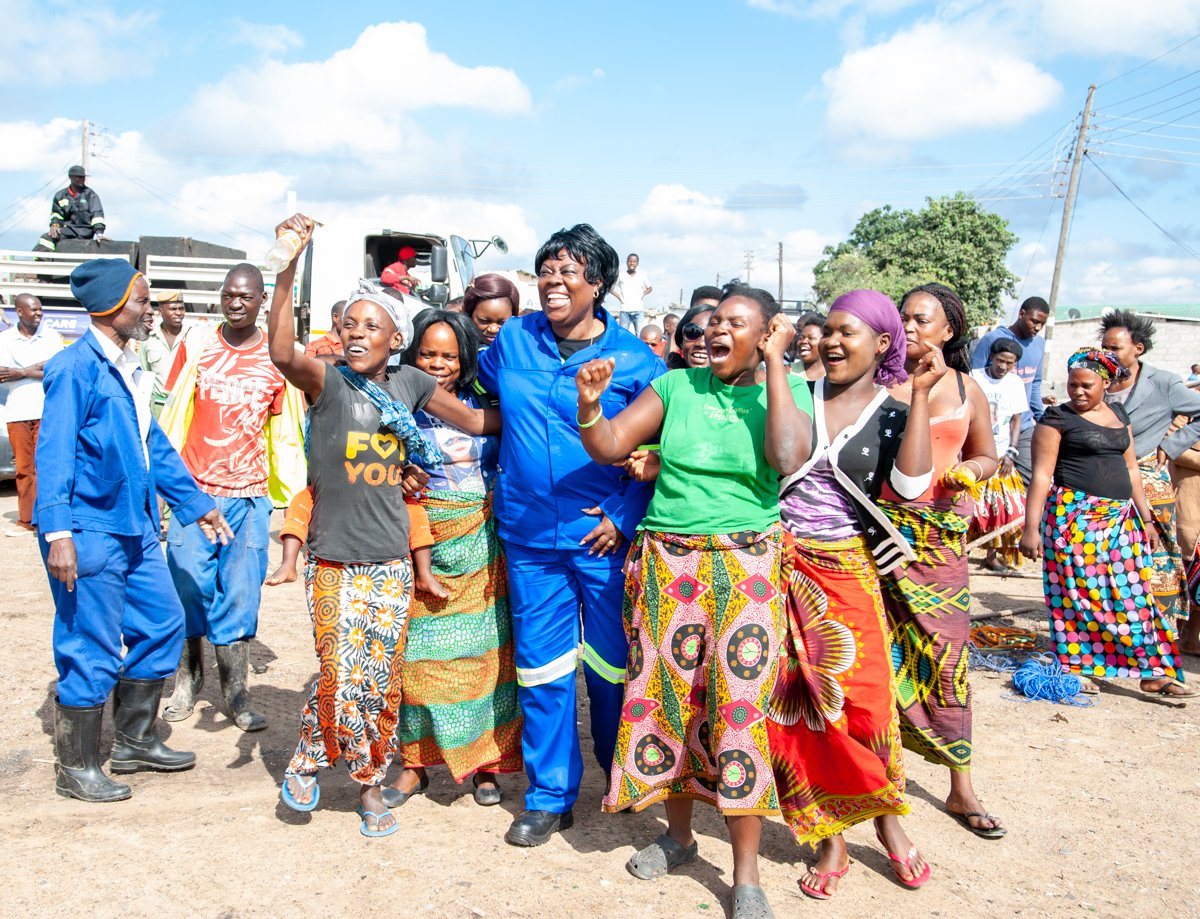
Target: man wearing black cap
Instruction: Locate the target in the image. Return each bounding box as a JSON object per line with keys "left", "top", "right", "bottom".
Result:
{"left": 36, "top": 258, "right": 231, "bottom": 802}
{"left": 35, "top": 166, "right": 106, "bottom": 253}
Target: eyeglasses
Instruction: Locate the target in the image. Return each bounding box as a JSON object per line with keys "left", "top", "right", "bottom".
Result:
{"left": 681, "top": 323, "right": 706, "bottom": 342}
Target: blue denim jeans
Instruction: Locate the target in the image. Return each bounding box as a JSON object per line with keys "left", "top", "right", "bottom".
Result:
{"left": 618, "top": 310, "right": 644, "bottom": 333}
{"left": 166, "top": 494, "right": 271, "bottom": 645}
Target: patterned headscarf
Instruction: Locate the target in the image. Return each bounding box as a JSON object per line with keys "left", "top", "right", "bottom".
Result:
{"left": 345, "top": 279, "right": 414, "bottom": 348}
{"left": 1067, "top": 347, "right": 1126, "bottom": 382}
{"left": 828, "top": 289, "right": 909, "bottom": 386}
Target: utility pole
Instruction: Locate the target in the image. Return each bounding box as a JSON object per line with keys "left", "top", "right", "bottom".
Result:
{"left": 80, "top": 119, "right": 89, "bottom": 171}
{"left": 777, "top": 241, "right": 784, "bottom": 304}
{"left": 1046, "top": 84, "right": 1096, "bottom": 341}
{"left": 744, "top": 250, "right": 754, "bottom": 286}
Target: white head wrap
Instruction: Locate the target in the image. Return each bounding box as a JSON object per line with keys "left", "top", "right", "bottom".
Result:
{"left": 345, "top": 279, "right": 414, "bottom": 348}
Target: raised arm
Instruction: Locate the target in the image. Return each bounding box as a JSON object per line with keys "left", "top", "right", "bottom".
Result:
{"left": 892, "top": 349, "right": 947, "bottom": 495}
{"left": 266, "top": 214, "right": 325, "bottom": 400}
{"left": 424, "top": 385, "right": 501, "bottom": 436}
{"left": 762, "top": 314, "right": 812, "bottom": 475}
{"left": 575, "top": 357, "right": 664, "bottom": 464}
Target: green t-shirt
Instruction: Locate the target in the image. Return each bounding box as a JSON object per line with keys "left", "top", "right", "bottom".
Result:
{"left": 640, "top": 367, "right": 813, "bottom": 535}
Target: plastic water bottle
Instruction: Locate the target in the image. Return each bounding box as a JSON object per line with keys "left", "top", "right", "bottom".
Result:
{"left": 263, "top": 229, "right": 302, "bottom": 272}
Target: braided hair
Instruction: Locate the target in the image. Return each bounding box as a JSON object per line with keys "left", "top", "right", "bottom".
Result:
{"left": 902, "top": 282, "right": 970, "bottom": 373}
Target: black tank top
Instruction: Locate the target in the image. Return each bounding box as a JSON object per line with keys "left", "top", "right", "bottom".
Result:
{"left": 1041, "top": 403, "right": 1132, "bottom": 500}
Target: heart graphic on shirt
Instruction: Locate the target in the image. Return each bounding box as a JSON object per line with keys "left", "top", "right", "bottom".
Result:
{"left": 371, "top": 433, "right": 399, "bottom": 458}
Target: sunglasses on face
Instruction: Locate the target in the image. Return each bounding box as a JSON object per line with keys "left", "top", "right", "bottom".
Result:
{"left": 681, "top": 322, "right": 706, "bottom": 342}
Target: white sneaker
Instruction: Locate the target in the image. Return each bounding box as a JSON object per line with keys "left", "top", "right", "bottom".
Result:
{"left": 5, "top": 525, "right": 34, "bottom": 537}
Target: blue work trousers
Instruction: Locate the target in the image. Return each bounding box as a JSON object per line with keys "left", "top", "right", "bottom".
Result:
{"left": 44, "top": 519, "right": 185, "bottom": 706}
{"left": 504, "top": 542, "right": 629, "bottom": 813}
{"left": 166, "top": 495, "right": 271, "bottom": 646}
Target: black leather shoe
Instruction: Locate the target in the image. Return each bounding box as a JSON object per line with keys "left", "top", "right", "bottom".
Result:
{"left": 504, "top": 809, "right": 573, "bottom": 847}
{"left": 381, "top": 772, "right": 429, "bottom": 808}
{"left": 472, "top": 773, "right": 502, "bottom": 807}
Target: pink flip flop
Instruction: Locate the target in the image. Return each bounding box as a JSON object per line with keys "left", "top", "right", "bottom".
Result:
{"left": 875, "top": 828, "right": 932, "bottom": 889}
{"left": 799, "top": 864, "right": 850, "bottom": 900}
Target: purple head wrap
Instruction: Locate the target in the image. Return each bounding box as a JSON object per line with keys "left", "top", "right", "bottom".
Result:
{"left": 828, "top": 289, "right": 909, "bottom": 387}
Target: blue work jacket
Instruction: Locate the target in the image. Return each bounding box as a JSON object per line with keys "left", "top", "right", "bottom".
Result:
{"left": 35, "top": 329, "right": 214, "bottom": 536}
{"left": 478, "top": 308, "right": 665, "bottom": 550}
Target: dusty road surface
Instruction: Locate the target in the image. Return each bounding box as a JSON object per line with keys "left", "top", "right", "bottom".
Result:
{"left": 2, "top": 484, "right": 1197, "bottom": 919}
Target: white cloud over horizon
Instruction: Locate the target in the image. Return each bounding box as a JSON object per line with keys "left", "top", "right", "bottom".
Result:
{"left": 174, "top": 22, "right": 531, "bottom": 158}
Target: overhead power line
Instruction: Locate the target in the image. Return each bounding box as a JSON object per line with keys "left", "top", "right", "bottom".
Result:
{"left": 1084, "top": 152, "right": 1200, "bottom": 262}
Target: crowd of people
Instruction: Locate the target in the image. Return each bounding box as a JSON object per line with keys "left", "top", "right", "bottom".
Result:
{"left": 9, "top": 211, "right": 1197, "bottom": 919}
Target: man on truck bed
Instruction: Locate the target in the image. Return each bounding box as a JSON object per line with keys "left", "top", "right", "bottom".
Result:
{"left": 35, "top": 166, "right": 107, "bottom": 253}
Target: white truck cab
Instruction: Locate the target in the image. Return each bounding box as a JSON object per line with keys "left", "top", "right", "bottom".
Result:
{"left": 303, "top": 219, "right": 507, "bottom": 336}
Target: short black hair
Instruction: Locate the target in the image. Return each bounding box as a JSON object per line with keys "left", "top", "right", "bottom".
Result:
{"left": 795, "top": 310, "right": 825, "bottom": 331}
{"left": 1099, "top": 307, "right": 1155, "bottom": 354}
{"left": 224, "top": 262, "right": 264, "bottom": 293}
{"left": 627, "top": 252, "right": 639, "bottom": 260}
{"left": 718, "top": 284, "right": 780, "bottom": 326}
{"left": 401, "top": 309, "right": 482, "bottom": 392}
{"left": 534, "top": 224, "right": 619, "bottom": 310}
{"left": 1019, "top": 296, "right": 1050, "bottom": 316}
{"left": 990, "top": 337, "right": 1024, "bottom": 360}
{"left": 689, "top": 285, "right": 723, "bottom": 307}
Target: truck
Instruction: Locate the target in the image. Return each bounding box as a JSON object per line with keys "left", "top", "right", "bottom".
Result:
{"left": 0, "top": 218, "right": 512, "bottom": 478}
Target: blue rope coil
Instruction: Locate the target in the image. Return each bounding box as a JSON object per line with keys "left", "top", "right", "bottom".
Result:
{"left": 968, "top": 645, "right": 1096, "bottom": 707}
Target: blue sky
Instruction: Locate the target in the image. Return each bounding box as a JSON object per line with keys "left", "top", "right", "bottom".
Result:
{"left": 4, "top": 0, "right": 1200, "bottom": 315}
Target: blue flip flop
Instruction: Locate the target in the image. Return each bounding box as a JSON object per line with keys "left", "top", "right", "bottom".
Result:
{"left": 280, "top": 773, "right": 320, "bottom": 812}
{"left": 356, "top": 803, "right": 399, "bottom": 838}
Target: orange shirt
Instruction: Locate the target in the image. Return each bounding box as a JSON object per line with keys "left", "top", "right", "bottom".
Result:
{"left": 179, "top": 329, "right": 286, "bottom": 498}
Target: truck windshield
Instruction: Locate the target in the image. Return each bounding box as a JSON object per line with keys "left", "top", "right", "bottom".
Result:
{"left": 450, "top": 235, "right": 475, "bottom": 291}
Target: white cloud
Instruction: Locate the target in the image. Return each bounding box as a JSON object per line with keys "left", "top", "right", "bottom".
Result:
{"left": 609, "top": 185, "right": 838, "bottom": 307}
{"left": 822, "top": 21, "right": 1062, "bottom": 142}
{"left": 1033, "top": 0, "right": 1200, "bottom": 57}
{"left": 612, "top": 184, "right": 753, "bottom": 235}
{"left": 175, "top": 22, "right": 531, "bottom": 157}
{"left": 227, "top": 18, "right": 304, "bottom": 57}
{"left": 0, "top": 0, "right": 157, "bottom": 85}
{"left": 0, "top": 118, "right": 81, "bottom": 172}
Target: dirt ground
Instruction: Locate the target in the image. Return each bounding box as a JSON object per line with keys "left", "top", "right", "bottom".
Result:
{"left": 1, "top": 483, "right": 1197, "bottom": 919}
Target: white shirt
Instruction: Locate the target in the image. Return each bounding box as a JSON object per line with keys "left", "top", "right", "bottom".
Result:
{"left": 90, "top": 327, "right": 155, "bottom": 467}
{"left": 0, "top": 324, "right": 64, "bottom": 422}
{"left": 970, "top": 368, "right": 1028, "bottom": 455}
{"left": 614, "top": 270, "right": 651, "bottom": 313}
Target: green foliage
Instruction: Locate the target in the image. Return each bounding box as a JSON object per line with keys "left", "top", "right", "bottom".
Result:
{"left": 812, "top": 193, "right": 1019, "bottom": 327}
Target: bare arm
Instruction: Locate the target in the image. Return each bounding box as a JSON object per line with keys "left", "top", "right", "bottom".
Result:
{"left": 894, "top": 350, "right": 947, "bottom": 480}
{"left": 763, "top": 315, "right": 811, "bottom": 475}
{"left": 424, "top": 385, "right": 501, "bottom": 436}
{"left": 1020, "top": 422, "right": 1060, "bottom": 559}
{"left": 1125, "top": 426, "right": 1158, "bottom": 546}
{"left": 949, "top": 374, "right": 1000, "bottom": 486}
{"left": 266, "top": 214, "right": 324, "bottom": 400}
{"left": 575, "top": 357, "right": 664, "bottom": 464}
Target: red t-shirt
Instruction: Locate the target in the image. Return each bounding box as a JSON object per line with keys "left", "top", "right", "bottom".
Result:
{"left": 179, "top": 328, "right": 286, "bottom": 497}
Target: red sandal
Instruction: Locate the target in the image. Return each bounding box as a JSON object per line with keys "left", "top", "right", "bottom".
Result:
{"left": 799, "top": 864, "right": 850, "bottom": 900}
{"left": 875, "top": 828, "right": 931, "bottom": 889}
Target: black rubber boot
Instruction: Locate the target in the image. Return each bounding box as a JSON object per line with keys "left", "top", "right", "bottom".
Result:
{"left": 214, "top": 640, "right": 267, "bottom": 732}
{"left": 162, "top": 637, "right": 203, "bottom": 722}
{"left": 53, "top": 698, "right": 132, "bottom": 803}
{"left": 110, "top": 678, "right": 196, "bottom": 773}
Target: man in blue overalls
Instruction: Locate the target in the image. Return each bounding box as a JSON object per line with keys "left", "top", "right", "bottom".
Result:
{"left": 478, "top": 224, "right": 664, "bottom": 846}
{"left": 37, "top": 259, "right": 232, "bottom": 802}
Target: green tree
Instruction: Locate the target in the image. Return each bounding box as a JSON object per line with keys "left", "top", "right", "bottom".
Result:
{"left": 812, "top": 193, "right": 1019, "bottom": 327}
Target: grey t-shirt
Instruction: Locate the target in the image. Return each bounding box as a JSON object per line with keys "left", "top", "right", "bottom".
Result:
{"left": 307, "top": 363, "right": 437, "bottom": 563}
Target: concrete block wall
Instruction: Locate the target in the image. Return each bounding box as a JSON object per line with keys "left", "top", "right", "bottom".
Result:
{"left": 1040, "top": 318, "right": 1200, "bottom": 399}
